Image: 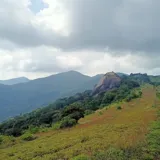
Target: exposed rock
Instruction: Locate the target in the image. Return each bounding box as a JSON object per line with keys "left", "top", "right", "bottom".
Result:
{"left": 92, "top": 72, "right": 121, "bottom": 95}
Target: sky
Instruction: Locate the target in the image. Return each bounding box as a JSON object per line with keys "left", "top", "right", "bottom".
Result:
{"left": 0, "top": 0, "right": 160, "bottom": 79}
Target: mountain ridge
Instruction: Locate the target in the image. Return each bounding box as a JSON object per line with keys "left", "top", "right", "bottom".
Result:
{"left": 0, "top": 77, "right": 29, "bottom": 85}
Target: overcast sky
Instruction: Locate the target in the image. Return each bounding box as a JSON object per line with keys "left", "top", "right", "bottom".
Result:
{"left": 0, "top": 0, "right": 159, "bottom": 79}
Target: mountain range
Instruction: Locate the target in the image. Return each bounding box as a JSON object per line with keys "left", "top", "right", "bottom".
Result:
{"left": 0, "top": 71, "right": 103, "bottom": 121}
{"left": 0, "top": 71, "right": 160, "bottom": 122}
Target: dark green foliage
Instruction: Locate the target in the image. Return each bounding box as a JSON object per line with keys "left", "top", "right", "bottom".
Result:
{"left": 102, "top": 92, "right": 115, "bottom": 105}
{"left": 61, "top": 104, "right": 85, "bottom": 122}
{"left": 130, "top": 73, "right": 151, "bottom": 84}
{"left": 0, "top": 135, "right": 3, "bottom": 144}
{"left": 126, "top": 90, "right": 142, "bottom": 102}
{"left": 116, "top": 106, "right": 122, "bottom": 110}
{"left": 59, "top": 117, "right": 77, "bottom": 128}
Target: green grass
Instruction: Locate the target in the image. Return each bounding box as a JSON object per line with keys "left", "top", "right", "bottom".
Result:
{"left": 0, "top": 85, "right": 159, "bottom": 160}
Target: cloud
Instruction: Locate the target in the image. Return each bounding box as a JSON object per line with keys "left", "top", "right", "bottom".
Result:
{"left": 0, "top": 0, "right": 160, "bottom": 79}
{"left": 68, "top": 0, "right": 160, "bottom": 53}
{"left": 1, "top": 0, "right": 160, "bottom": 54}
{"left": 0, "top": 0, "right": 66, "bottom": 48}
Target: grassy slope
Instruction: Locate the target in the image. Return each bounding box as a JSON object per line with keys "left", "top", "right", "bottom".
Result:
{"left": 0, "top": 85, "right": 159, "bottom": 160}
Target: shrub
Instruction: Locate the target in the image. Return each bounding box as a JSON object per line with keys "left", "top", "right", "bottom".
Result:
{"left": 116, "top": 106, "right": 122, "bottom": 110}
{"left": 59, "top": 117, "right": 77, "bottom": 129}
{"left": 52, "top": 122, "right": 61, "bottom": 130}
{"left": 4, "top": 127, "right": 22, "bottom": 137}
{"left": 28, "top": 126, "right": 39, "bottom": 134}
{"left": 84, "top": 110, "right": 94, "bottom": 116}
{"left": 21, "top": 133, "right": 37, "bottom": 141}
{"left": 98, "top": 111, "right": 103, "bottom": 115}
{"left": 0, "top": 135, "right": 3, "bottom": 144}
{"left": 61, "top": 105, "right": 85, "bottom": 122}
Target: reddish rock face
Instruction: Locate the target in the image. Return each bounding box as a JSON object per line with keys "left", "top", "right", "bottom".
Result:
{"left": 92, "top": 72, "right": 121, "bottom": 95}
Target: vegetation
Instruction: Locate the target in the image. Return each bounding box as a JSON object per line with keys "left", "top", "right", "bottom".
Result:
{"left": 21, "top": 133, "right": 37, "bottom": 141}
{"left": 0, "top": 86, "right": 158, "bottom": 160}
{"left": 0, "top": 77, "right": 141, "bottom": 137}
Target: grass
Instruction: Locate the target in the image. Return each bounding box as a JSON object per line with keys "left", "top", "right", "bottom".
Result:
{"left": 0, "top": 85, "right": 159, "bottom": 160}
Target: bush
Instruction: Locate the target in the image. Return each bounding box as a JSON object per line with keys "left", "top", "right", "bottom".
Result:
{"left": 0, "top": 135, "right": 3, "bottom": 144}
{"left": 21, "top": 133, "right": 37, "bottom": 141}
{"left": 116, "top": 106, "right": 122, "bottom": 110}
{"left": 28, "top": 126, "right": 39, "bottom": 134}
{"left": 4, "top": 127, "right": 22, "bottom": 137}
{"left": 84, "top": 110, "right": 94, "bottom": 116}
{"left": 59, "top": 117, "right": 77, "bottom": 129}
{"left": 52, "top": 122, "right": 61, "bottom": 130}
{"left": 61, "top": 105, "right": 85, "bottom": 122}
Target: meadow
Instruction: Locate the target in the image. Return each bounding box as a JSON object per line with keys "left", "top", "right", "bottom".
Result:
{"left": 0, "top": 85, "right": 160, "bottom": 160}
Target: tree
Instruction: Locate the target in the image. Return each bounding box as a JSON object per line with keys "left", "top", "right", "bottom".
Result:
{"left": 61, "top": 104, "right": 85, "bottom": 122}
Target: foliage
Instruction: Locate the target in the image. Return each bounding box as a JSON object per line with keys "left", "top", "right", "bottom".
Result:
{"left": 59, "top": 117, "right": 77, "bottom": 128}
{"left": 52, "top": 122, "right": 61, "bottom": 130}
{"left": 61, "top": 104, "right": 85, "bottom": 122}
{"left": 21, "top": 133, "right": 37, "bottom": 141}
{"left": 28, "top": 126, "right": 39, "bottom": 134}
{"left": 0, "top": 135, "right": 3, "bottom": 144}
{"left": 116, "top": 106, "right": 122, "bottom": 110}
{"left": 84, "top": 110, "right": 94, "bottom": 116}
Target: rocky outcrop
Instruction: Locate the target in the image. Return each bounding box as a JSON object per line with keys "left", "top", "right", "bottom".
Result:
{"left": 92, "top": 72, "right": 121, "bottom": 95}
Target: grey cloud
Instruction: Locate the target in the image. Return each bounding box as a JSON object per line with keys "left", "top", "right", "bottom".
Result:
{"left": 68, "top": 0, "right": 160, "bottom": 53}
{"left": 0, "top": 0, "right": 160, "bottom": 55}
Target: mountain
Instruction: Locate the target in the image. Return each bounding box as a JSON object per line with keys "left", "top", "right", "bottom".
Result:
{"left": 0, "top": 71, "right": 101, "bottom": 122}
{"left": 149, "top": 75, "right": 160, "bottom": 84}
{"left": 130, "top": 73, "right": 151, "bottom": 84}
{"left": 92, "top": 72, "right": 121, "bottom": 95}
{"left": 0, "top": 77, "right": 30, "bottom": 85}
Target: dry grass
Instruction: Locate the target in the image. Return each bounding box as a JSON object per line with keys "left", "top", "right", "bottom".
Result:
{"left": 0, "top": 85, "right": 159, "bottom": 160}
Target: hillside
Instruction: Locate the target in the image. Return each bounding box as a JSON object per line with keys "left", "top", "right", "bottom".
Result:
{"left": 0, "top": 85, "right": 160, "bottom": 160}
{"left": 0, "top": 77, "right": 30, "bottom": 85}
{"left": 0, "top": 71, "right": 101, "bottom": 122}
